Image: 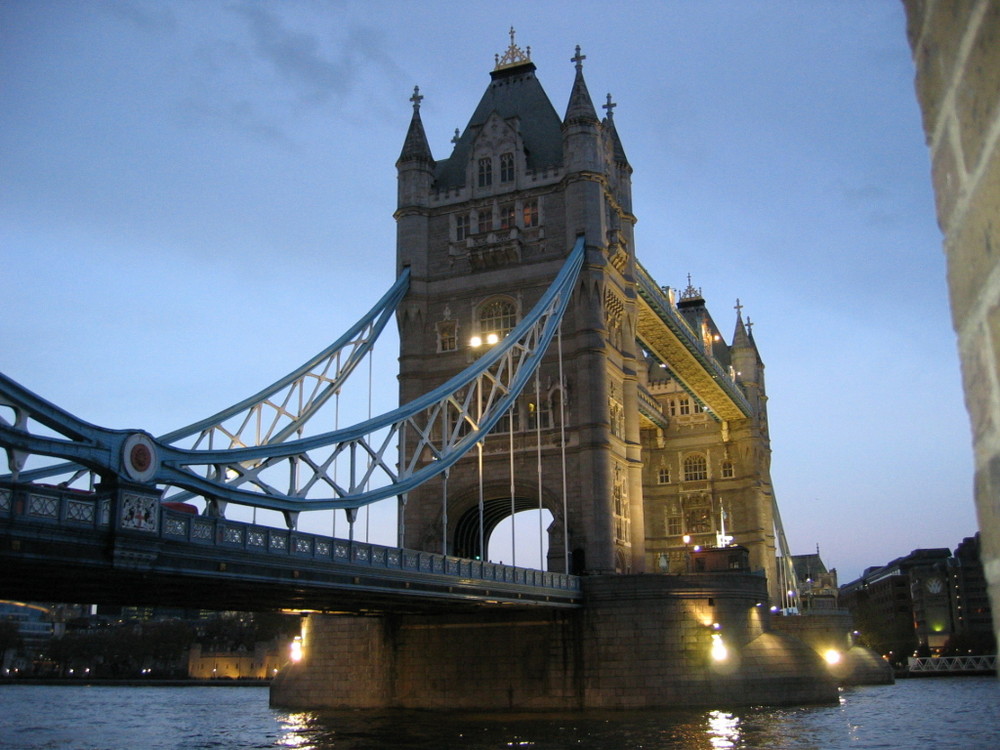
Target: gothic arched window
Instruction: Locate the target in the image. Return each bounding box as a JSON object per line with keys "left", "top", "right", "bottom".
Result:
{"left": 721, "top": 460, "right": 734, "bottom": 479}
{"left": 478, "top": 297, "right": 517, "bottom": 338}
{"left": 478, "top": 157, "right": 492, "bottom": 187}
{"left": 683, "top": 454, "right": 707, "bottom": 482}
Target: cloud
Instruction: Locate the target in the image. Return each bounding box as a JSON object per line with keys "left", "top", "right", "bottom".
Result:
{"left": 237, "top": 5, "right": 368, "bottom": 102}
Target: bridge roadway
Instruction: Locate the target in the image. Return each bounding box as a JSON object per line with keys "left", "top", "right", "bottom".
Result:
{"left": 0, "top": 482, "right": 581, "bottom": 614}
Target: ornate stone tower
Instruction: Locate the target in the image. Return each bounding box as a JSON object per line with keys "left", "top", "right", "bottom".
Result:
{"left": 395, "top": 34, "right": 645, "bottom": 574}
{"left": 638, "top": 283, "right": 778, "bottom": 594}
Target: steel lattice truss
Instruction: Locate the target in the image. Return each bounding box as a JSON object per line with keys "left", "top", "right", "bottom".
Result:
{"left": 0, "top": 238, "right": 585, "bottom": 518}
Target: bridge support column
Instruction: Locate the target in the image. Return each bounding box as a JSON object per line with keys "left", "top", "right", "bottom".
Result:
{"left": 271, "top": 575, "right": 839, "bottom": 710}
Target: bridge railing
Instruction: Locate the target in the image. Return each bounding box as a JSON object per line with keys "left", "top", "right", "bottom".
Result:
{"left": 0, "top": 483, "right": 580, "bottom": 594}
{"left": 907, "top": 655, "right": 997, "bottom": 673}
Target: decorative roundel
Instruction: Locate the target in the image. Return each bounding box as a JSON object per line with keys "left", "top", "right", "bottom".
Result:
{"left": 122, "top": 433, "right": 158, "bottom": 483}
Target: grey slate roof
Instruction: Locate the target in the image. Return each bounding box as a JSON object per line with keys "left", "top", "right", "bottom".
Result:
{"left": 433, "top": 62, "right": 563, "bottom": 190}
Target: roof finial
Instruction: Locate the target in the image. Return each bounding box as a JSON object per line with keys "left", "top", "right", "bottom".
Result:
{"left": 680, "top": 273, "right": 702, "bottom": 301}
{"left": 746, "top": 316, "right": 754, "bottom": 334}
{"left": 571, "top": 45, "right": 586, "bottom": 71}
{"left": 734, "top": 298, "right": 743, "bottom": 317}
{"left": 410, "top": 85, "right": 423, "bottom": 112}
{"left": 494, "top": 27, "right": 531, "bottom": 70}
{"left": 451, "top": 128, "right": 460, "bottom": 145}
{"left": 603, "top": 93, "right": 616, "bottom": 120}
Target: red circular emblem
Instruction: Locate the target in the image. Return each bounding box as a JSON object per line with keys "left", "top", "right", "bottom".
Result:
{"left": 130, "top": 443, "right": 152, "bottom": 473}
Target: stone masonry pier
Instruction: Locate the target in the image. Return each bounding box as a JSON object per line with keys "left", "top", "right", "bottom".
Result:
{"left": 271, "top": 574, "right": 838, "bottom": 710}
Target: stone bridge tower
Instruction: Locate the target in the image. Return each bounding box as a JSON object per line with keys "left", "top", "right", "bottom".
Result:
{"left": 395, "top": 35, "right": 644, "bottom": 574}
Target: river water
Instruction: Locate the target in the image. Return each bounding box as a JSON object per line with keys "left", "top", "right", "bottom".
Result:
{"left": 1, "top": 677, "right": 997, "bottom": 749}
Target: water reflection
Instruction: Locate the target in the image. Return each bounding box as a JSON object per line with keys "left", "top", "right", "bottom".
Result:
{"left": 706, "top": 710, "right": 740, "bottom": 749}
{"left": 278, "top": 712, "right": 317, "bottom": 748}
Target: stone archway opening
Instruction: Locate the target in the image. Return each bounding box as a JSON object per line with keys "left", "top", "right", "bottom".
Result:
{"left": 452, "top": 497, "right": 555, "bottom": 570}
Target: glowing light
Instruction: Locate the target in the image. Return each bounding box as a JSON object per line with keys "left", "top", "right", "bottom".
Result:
{"left": 469, "top": 335, "right": 482, "bottom": 348}
{"left": 486, "top": 332, "right": 499, "bottom": 345}
{"left": 824, "top": 649, "right": 842, "bottom": 665}
{"left": 711, "top": 633, "right": 728, "bottom": 662}
{"left": 682, "top": 534, "right": 691, "bottom": 544}
{"left": 290, "top": 636, "right": 303, "bottom": 663}
{"left": 707, "top": 709, "right": 741, "bottom": 749}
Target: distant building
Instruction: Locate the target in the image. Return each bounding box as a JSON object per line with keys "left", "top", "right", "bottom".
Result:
{"left": 791, "top": 552, "right": 839, "bottom": 611}
{"left": 840, "top": 537, "right": 995, "bottom": 663}
{"left": 949, "top": 534, "right": 995, "bottom": 653}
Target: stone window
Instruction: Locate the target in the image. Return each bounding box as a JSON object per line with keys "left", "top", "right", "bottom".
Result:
{"left": 500, "top": 204, "right": 515, "bottom": 230}
{"left": 455, "top": 213, "right": 469, "bottom": 241}
{"left": 683, "top": 454, "right": 707, "bottom": 481}
{"left": 523, "top": 199, "right": 539, "bottom": 227}
{"left": 477, "top": 209, "right": 491, "bottom": 234}
{"left": 721, "top": 460, "right": 734, "bottom": 479}
{"left": 478, "top": 297, "right": 517, "bottom": 338}
{"left": 500, "top": 152, "right": 515, "bottom": 183}
{"left": 693, "top": 402, "right": 703, "bottom": 414}
{"left": 478, "top": 157, "right": 492, "bottom": 187}
{"left": 527, "top": 399, "right": 552, "bottom": 430}
{"left": 668, "top": 400, "right": 677, "bottom": 417}
{"left": 437, "top": 320, "right": 457, "bottom": 353}
{"left": 679, "top": 397, "right": 690, "bottom": 415}
{"left": 667, "top": 515, "right": 682, "bottom": 536}
{"left": 657, "top": 467, "right": 670, "bottom": 484}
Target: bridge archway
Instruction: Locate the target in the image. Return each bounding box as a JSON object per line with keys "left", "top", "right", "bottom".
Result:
{"left": 452, "top": 492, "right": 560, "bottom": 570}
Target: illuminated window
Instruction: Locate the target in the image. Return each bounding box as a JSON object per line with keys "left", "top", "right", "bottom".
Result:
{"left": 683, "top": 454, "right": 707, "bottom": 481}
{"left": 657, "top": 467, "right": 670, "bottom": 484}
{"left": 523, "top": 199, "right": 539, "bottom": 227}
{"left": 500, "top": 204, "right": 515, "bottom": 229}
{"left": 500, "top": 152, "right": 514, "bottom": 183}
{"left": 455, "top": 214, "right": 469, "bottom": 241}
{"left": 477, "top": 209, "right": 491, "bottom": 234}
{"left": 478, "top": 297, "right": 517, "bottom": 338}
{"left": 478, "top": 157, "right": 492, "bottom": 187}
{"left": 679, "top": 397, "right": 690, "bottom": 415}
{"left": 721, "top": 461, "right": 734, "bottom": 479}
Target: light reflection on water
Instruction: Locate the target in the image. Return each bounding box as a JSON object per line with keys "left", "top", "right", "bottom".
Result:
{"left": 1, "top": 678, "right": 999, "bottom": 749}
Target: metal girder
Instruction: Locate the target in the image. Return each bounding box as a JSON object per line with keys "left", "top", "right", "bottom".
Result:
{"left": 0, "top": 237, "right": 585, "bottom": 515}
{"left": 634, "top": 263, "right": 753, "bottom": 422}
{"left": 8, "top": 267, "right": 411, "bottom": 489}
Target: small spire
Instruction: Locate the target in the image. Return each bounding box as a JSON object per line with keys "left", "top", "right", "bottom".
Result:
{"left": 746, "top": 317, "right": 754, "bottom": 334}
{"left": 398, "top": 85, "right": 433, "bottom": 165}
{"left": 734, "top": 298, "right": 743, "bottom": 317}
{"left": 564, "top": 45, "right": 599, "bottom": 125}
{"left": 452, "top": 128, "right": 460, "bottom": 145}
{"left": 603, "top": 93, "right": 616, "bottom": 120}
{"left": 494, "top": 27, "right": 531, "bottom": 70}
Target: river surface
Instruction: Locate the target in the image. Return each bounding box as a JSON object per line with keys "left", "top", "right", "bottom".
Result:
{"left": 1, "top": 677, "right": 998, "bottom": 749}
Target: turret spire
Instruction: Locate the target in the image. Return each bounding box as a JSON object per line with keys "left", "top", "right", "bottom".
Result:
{"left": 398, "top": 85, "right": 433, "bottom": 165}
{"left": 563, "top": 44, "right": 598, "bottom": 124}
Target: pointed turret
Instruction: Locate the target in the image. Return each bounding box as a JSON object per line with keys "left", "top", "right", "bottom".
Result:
{"left": 601, "top": 93, "right": 629, "bottom": 166}
{"left": 396, "top": 85, "right": 435, "bottom": 276}
{"left": 563, "top": 46, "right": 599, "bottom": 125}
{"left": 397, "top": 86, "right": 434, "bottom": 166}
{"left": 731, "top": 301, "right": 751, "bottom": 351}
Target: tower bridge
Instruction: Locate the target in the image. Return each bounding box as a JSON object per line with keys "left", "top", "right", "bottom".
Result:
{"left": 1, "top": 35, "right": 844, "bottom": 709}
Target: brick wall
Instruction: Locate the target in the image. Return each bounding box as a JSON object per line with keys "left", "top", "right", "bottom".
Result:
{"left": 902, "top": 0, "right": 1000, "bottom": 649}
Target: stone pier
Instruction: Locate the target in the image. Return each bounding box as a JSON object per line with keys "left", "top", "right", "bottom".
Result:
{"left": 271, "top": 574, "right": 837, "bottom": 710}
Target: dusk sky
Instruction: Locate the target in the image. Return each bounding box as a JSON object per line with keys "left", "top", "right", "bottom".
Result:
{"left": 1, "top": 1, "right": 976, "bottom": 581}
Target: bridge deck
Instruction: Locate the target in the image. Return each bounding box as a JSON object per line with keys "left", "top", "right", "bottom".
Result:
{"left": 0, "top": 483, "right": 581, "bottom": 613}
